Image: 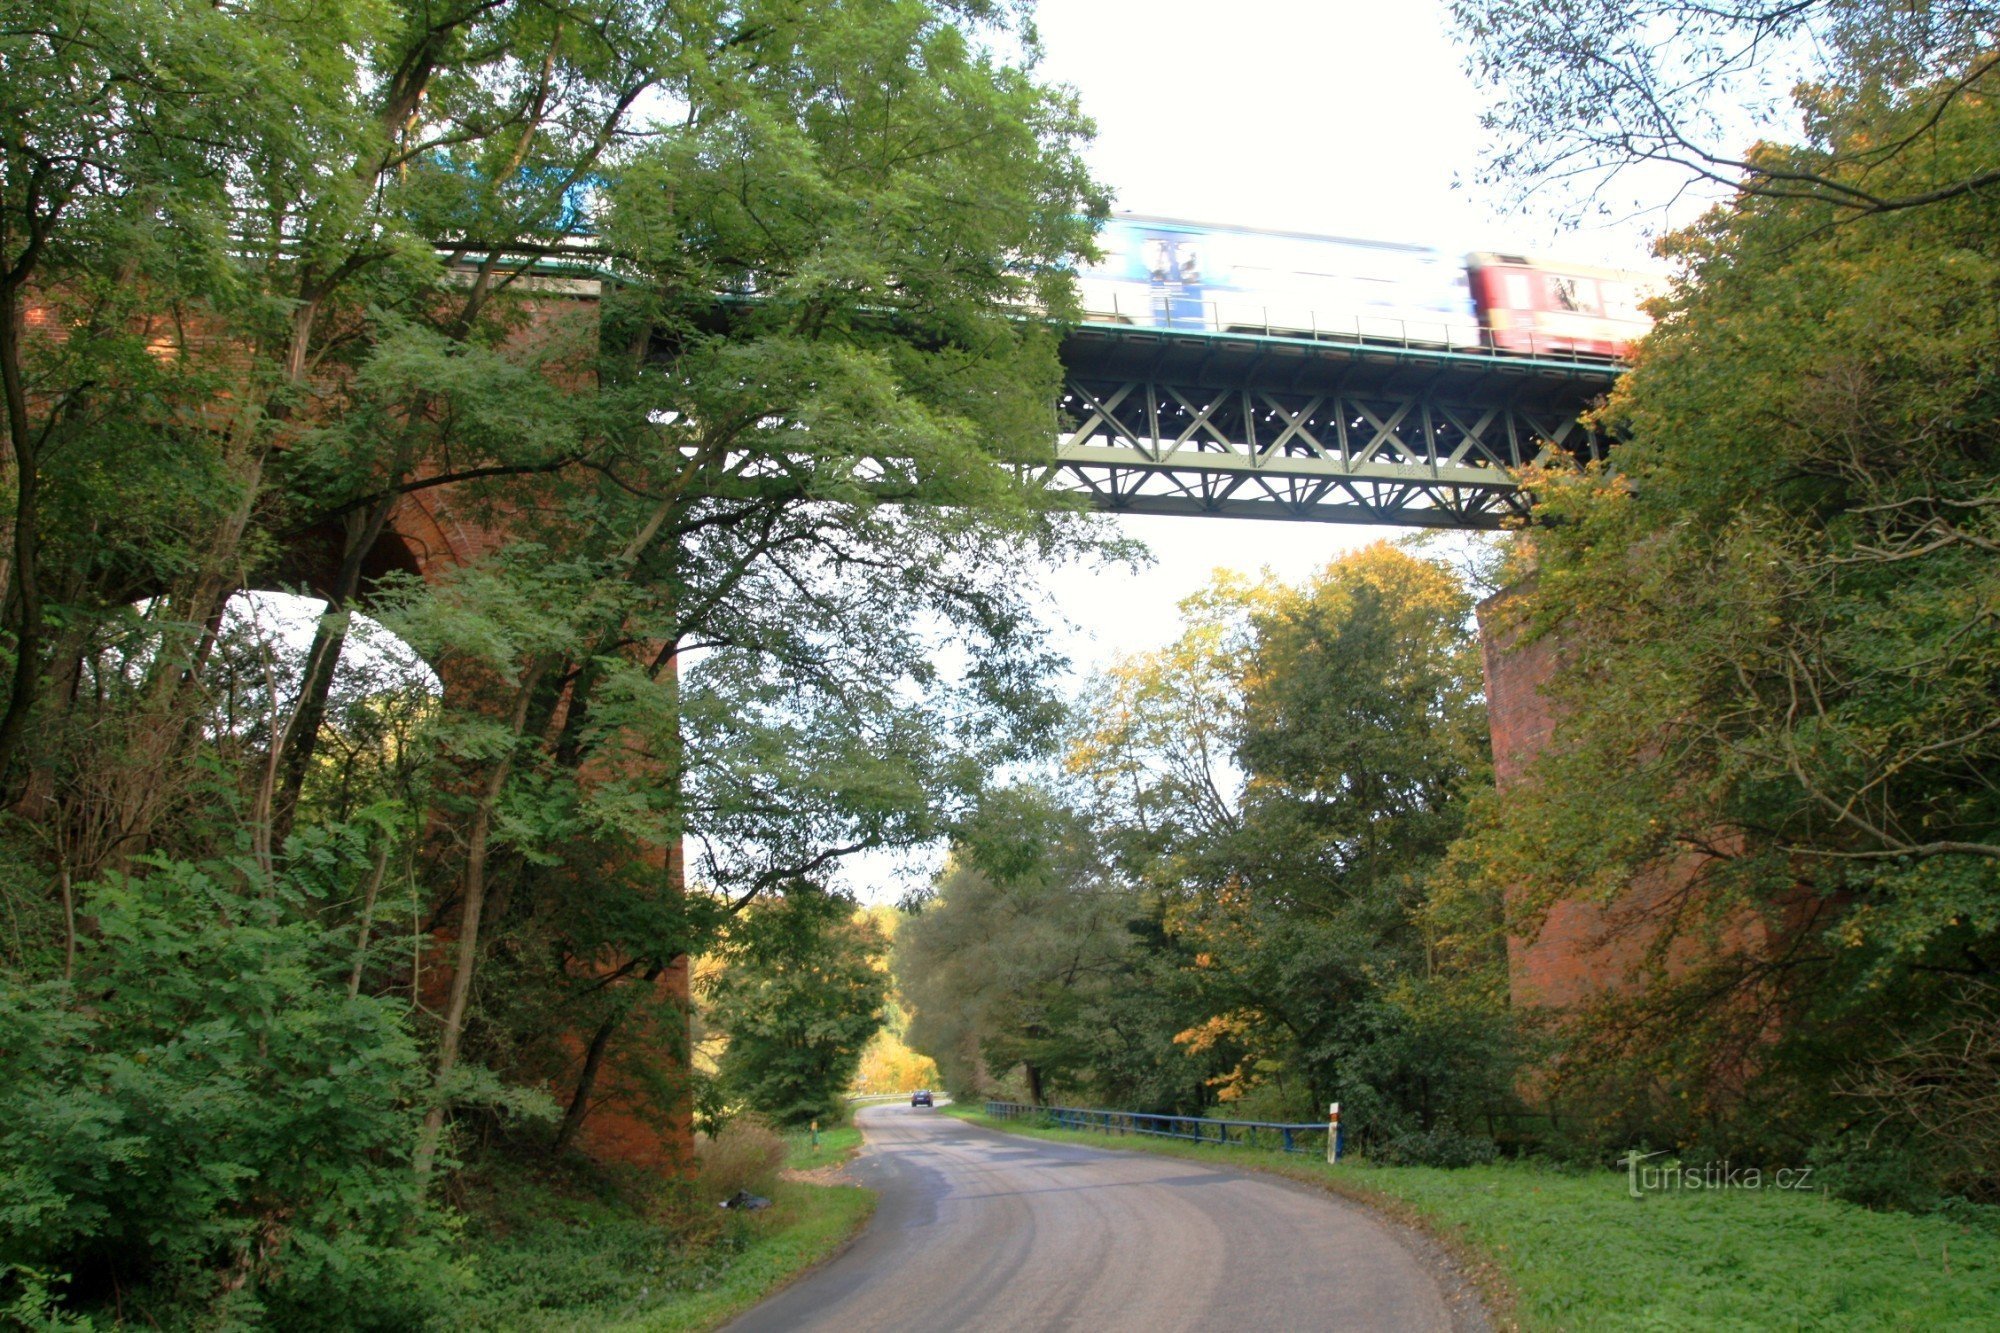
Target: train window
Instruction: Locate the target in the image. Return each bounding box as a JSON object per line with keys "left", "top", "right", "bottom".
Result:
{"left": 1178, "top": 247, "right": 1202, "bottom": 283}
{"left": 1550, "top": 276, "right": 1602, "bottom": 314}
{"left": 1503, "top": 273, "right": 1532, "bottom": 309}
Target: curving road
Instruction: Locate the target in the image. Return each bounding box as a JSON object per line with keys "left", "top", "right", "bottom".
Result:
{"left": 726, "top": 1103, "right": 1480, "bottom": 1332}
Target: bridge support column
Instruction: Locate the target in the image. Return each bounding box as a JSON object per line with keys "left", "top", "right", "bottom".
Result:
{"left": 1477, "top": 585, "right": 1773, "bottom": 1014}
{"left": 371, "top": 486, "right": 695, "bottom": 1177}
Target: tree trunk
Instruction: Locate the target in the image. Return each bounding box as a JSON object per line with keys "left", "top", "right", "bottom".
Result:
{"left": 346, "top": 832, "right": 394, "bottom": 999}
{"left": 271, "top": 494, "right": 399, "bottom": 847}
{"left": 0, "top": 281, "right": 44, "bottom": 791}
{"left": 553, "top": 1014, "right": 620, "bottom": 1155}
{"left": 552, "top": 960, "right": 675, "bottom": 1155}
{"left": 414, "top": 668, "right": 539, "bottom": 1182}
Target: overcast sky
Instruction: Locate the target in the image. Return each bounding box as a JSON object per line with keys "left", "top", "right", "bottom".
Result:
{"left": 1035, "top": 0, "right": 1657, "bottom": 261}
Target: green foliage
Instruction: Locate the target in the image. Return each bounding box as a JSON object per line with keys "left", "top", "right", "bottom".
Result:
{"left": 781, "top": 1123, "right": 865, "bottom": 1171}
{"left": 1, "top": 0, "right": 1111, "bottom": 1320}
{"left": 899, "top": 787, "right": 1214, "bottom": 1111}
{"left": 1451, "top": 49, "right": 2000, "bottom": 1182}
{"left": 709, "top": 897, "right": 891, "bottom": 1127}
{"left": 1370, "top": 1121, "right": 1500, "bottom": 1169}
{"left": 1115, "top": 545, "right": 1510, "bottom": 1138}
{"left": 902, "top": 544, "right": 1519, "bottom": 1149}
{"left": 0, "top": 842, "right": 452, "bottom": 1328}
{"left": 446, "top": 1161, "right": 873, "bottom": 1333}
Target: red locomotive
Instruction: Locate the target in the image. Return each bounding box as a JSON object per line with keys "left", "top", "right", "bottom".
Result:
{"left": 1465, "top": 252, "right": 1660, "bottom": 360}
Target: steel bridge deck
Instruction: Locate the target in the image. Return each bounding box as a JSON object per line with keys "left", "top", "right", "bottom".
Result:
{"left": 1051, "top": 323, "right": 1623, "bottom": 528}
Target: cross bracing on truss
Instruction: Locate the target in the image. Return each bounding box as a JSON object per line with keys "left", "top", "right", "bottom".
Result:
{"left": 1048, "top": 325, "right": 1622, "bottom": 528}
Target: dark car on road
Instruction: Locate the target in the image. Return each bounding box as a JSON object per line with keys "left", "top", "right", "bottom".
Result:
{"left": 911, "top": 1089, "right": 933, "bottom": 1107}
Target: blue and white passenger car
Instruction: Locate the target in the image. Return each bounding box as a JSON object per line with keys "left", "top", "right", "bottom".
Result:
{"left": 1075, "top": 214, "right": 1482, "bottom": 349}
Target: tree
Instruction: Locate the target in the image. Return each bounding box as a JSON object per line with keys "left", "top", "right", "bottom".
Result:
{"left": 851, "top": 906, "right": 941, "bottom": 1095}
{"left": 899, "top": 786, "right": 1208, "bottom": 1110}
{"left": 708, "top": 895, "right": 890, "bottom": 1127}
{"left": 1458, "top": 49, "right": 2000, "bottom": 1188}
{"left": 1454, "top": 2, "right": 2000, "bottom": 222}
{"left": 900, "top": 549, "right": 1514, "bottom": 1150}
{"left": 1064, "top": 546, "right": 1511, "bottom": 1145}
{"left": 1204, "top": 546, "right": 1501, "bottom": 1135}
{"left": 381, "top": 0, "right": 1109, "bottom": 1159}
{"left": 0, "top": 841, "right": 456, "bottom": 1328}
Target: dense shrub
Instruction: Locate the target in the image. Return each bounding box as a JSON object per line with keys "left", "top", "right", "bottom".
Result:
{"left": 694, "top": 1117, "right": 788, "bottom": 1202}
{"left": 0, "top": 850, "right": 453, "bottom": 1327}
{"left": 1805, "top": 1135, "right": 1945, "bottom": 1215}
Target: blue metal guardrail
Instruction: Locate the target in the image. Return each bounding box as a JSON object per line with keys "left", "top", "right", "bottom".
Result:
{"left": 984, "top": 1101, "right": 1335, "bottom": 1157}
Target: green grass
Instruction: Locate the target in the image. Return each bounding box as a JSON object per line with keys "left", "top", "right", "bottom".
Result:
{"left": 449, "top": 1159, "right": 874, "bottom": 1332}
{"left": 947, "top": 1106, "right": 2000, "bottom": 1331}
{"left": 600, "top": 1181, "right": 874, "bottom": 1332}
{"left": 781, "top": 1122, "right": 864, "bottom": 1170}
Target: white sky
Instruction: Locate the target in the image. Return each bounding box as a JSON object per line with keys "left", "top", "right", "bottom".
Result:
{"left": 1034, "top": 0, "right": 1675, "bottom": 265}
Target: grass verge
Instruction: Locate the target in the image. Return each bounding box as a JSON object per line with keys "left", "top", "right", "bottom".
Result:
{"left": 946, "top": 1105, "right": 2000, "bottom": 1331}
{"left": 781, "top": 1122, "right": 864, "bottom": 1171}
{"left": 451, "top": 1156, "right": 875, "bottom": 1332}
{"left": 600, "top": 1180, "right": 874, "bottom": 1332}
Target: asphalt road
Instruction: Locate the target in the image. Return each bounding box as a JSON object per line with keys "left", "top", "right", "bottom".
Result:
{"left": 726, "top": 1104, "right": 1473, "bottom": 1332}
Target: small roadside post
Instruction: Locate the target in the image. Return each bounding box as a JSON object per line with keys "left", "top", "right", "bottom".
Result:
{"left": 810, "top": 1118, "right": 820, "bottom": 1154}
{"left": 1326, "top": 1103, "right": 1342, "bottom": 1164}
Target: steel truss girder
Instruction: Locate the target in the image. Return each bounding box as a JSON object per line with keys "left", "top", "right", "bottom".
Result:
{"left": 1048, "top": 376, "right": 1602, "bottom": 529}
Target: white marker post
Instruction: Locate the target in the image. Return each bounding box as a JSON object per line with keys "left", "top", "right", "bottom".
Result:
{"left": 1327, "top": 1103, "right": 1342, "bottom": 1164}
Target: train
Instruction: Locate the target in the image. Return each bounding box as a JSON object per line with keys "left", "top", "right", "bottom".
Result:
{"left": 1075, "top": 215, "right": 1661, "bottom": 360}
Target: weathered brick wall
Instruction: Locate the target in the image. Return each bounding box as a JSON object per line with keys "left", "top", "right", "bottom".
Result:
{"left": 392, "top": 483, "right": 695, "bottom": 1176}
{"left": 1477, "top": 586, "right": 1563, "bottom": 795}
{"left": 1477, "top": 587, "right": 1769, "bottom": 1012}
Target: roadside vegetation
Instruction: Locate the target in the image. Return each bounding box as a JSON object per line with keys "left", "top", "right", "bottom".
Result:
{"left": 899, "top": 542, "right": 1520, "bottom": 1155}
{"left": 953, "top": 1106, "right": 2000, "bottom": 1331}
{"left": 6, "top": 0, "right": 1999, "bottom": 1324}
{"left": 450, "top": 1155, "right": 872, "bottom": 1333}
{"left": 783, "top": 1123, "right": 866, "bottom": 1172}
{"left": 0, "top": 0, "right": 1102, "bottom": 1324}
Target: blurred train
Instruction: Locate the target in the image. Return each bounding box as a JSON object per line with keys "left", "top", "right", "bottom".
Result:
{"left": 1076, "top": 215, "right": 1661, "bottom": 360}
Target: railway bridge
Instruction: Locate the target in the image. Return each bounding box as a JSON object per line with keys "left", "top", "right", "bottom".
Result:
{"left": 1048, "top": 321, "right": 1619, "bottom": 527}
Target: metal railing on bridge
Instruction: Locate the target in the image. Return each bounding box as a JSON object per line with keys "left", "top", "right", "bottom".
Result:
{"left": 985, "top": 1101, "right": 1330, "bottom": 1156}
